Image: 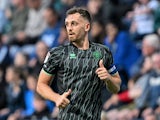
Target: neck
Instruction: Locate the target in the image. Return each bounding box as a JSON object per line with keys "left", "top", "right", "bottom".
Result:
{"left": 72, "top": 36, "right": 89, "bottom": 50}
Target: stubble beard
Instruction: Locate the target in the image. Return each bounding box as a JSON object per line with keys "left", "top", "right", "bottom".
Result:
{"left": 68, "top": 33, "right": 85, "bottom": 45}
{"left": 69, "top": 37, "right": 76, "bottom": 43}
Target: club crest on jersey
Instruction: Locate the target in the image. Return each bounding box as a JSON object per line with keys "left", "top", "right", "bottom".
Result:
{"left": 69, "top": 53, "right": 76, "bottom": 59}
{"left": 92, "top": 51, "right": 102, "bottom": 59}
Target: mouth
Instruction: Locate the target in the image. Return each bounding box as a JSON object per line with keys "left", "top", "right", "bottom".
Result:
{"left": 69, "top": 33, "right": 75, "bottom": 35}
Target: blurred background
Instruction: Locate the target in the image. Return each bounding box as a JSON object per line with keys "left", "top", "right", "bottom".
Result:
{"left": 0, "top": 0, "right": 160, "bottom": 120}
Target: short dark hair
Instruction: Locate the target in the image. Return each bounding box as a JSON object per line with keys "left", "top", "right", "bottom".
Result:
{"left": 66, "top": 6, "right": 92, "bottom": 23}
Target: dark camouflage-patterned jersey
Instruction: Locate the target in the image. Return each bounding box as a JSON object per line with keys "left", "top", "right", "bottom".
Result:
{"left": 43, "top": 41, "right": 117, "bottom": 120}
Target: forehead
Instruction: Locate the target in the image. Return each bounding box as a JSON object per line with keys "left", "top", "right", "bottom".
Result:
{"left": 65, "top": 13, "right": 84, "bottom": 23}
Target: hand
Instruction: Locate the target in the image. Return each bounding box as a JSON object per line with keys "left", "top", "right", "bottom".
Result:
{"left": 55, "top": 89, "right": 72, "bottom": 109}
{"left": 96, "top": 60, "right": 111, "bottom": 81}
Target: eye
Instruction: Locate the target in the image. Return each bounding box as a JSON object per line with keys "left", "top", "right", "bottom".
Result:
{"left": 71, "top": 21, "right": 78, "bottom": 26}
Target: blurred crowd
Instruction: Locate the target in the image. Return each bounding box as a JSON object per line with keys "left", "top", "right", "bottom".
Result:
{"left": 0, "top": 0, "right": 160, "bottom": 120}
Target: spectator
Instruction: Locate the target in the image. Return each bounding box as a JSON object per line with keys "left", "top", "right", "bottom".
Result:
{"left": 41, "top": 6, "right": 61, "bottom": 48}
{"left": 103, "top": 20, "right": 140, "bottom": 90}
{"left": 130, "top": 33, "right": 160, "bottom": 78}
{"left": 6, "top": 0, "right": 28, "bottom": 46}
{"left": 141, "top": 52, "right": 160, "bottom": 120}
{"left": 0, "top": 0, "right": 11, "bottom": 11}
{"left": 0, "top": 65, "right": 25, "bottom": 120}
{"left": 0, "top": 9, "right": 9, "bottom": 34}
{"left": 14, "top": 51, "right": 29, "bottom": 68}
{"left": 14, "top": 0, "right": 47, "bottom": 45}
{"left": 11, "top": 73, "right": 55, "bottom": 120}
{"left": 102, "top": 54, "right": 153, "bottom": 120}
{"left": 58, "top": 25, "right": 68, "bottom": 45}
{"left": 0, "top": 0, "right": 11, "bottom": 33}
{"left": 51, "top": 0, "right": 87, "bottom": 25}
{"left": 29, "top": 41, "right": 48, "bottom": 74}
{"left": 129, "top": 0, "right": 159, "bottom": 42}
{"left": 13, "top": 51, "right": 30, "bottom": 79}
{"left": 41, "top": 0, "right": 51, "bottom": 8}
{"left": 0, "top": 33, "right": 11, "bottom": 70}
{"left": 0, "top": 67, "right": 7, "bottom": 110}
{"left": 22, "top": 93, "right": 52, "bottom": 120}
{"left": 86, "top": 0, "right": 104, "bottom": 21}
{"left": 22, "top": 74, "right": 37, "bottom": 118}
{"left": 154, "top": 4, "right": 160, "bottom": 36}
{"left": 120, "top": 52, "right": 160, "bottom": 120}
{"left": 154, "top": 98, "right": 160, "bottom": 120}
{"left": 89, "top": 19, "right": 105, "bottom": 44}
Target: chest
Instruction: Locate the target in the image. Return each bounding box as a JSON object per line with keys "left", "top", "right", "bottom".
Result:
{"left": 60, "top": 49, "right": 102, "bottom": 74}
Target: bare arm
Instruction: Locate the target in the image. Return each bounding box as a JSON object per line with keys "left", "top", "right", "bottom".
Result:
{"left": 36, "top": 69, "right": 71, "bottom": 108}
{"left": 36, "top": 69, "right": 60, "bottom": 102}
{"left": 96, "top": 60, "right": 121, "bottom": 93}
{"left": 104, "top": 72, "right": 121, "bottom": 93}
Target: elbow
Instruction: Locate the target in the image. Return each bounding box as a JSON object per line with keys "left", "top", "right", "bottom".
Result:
{"left": 115, "top": 82, "right": 121, "bottom": 93}
{"left": 113, "top": 78, "right": 121, "bottom": 93}
{"left": 114, "top": 86, "right": 120, "bottom": 94}
{"left": 111, "top": 87, "right": 120, "bottom": 94}
{"left": 36, "top": 83, "right": 41, "bottom": 95}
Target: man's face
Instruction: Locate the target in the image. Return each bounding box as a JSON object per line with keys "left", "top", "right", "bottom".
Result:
{"left": 142, "top": 40, "right": 155, "bottom": 56}
{"left": 152, "top": 54, "right": 160, "bottom": 70}
{"left": 65, "top": 13, "right": 89, "bottom": 42}
{"left": 43, "top": 9, "right": 57, "bottom": 25}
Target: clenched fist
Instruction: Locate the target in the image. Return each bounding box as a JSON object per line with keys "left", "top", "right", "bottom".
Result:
{"left": 55, "top": 89, "right": 72, "bottom": 109}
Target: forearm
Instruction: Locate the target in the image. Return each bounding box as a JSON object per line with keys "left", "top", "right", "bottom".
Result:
{"left": 105, "top": 79, "right": 120, "bottom": 93}
{"left": 37, "top": 72, "right": 72, "bottom": 109}
{"left": 95, "top": 61, "right": 121, "bottom": 93}
{"left": 104, "top": 74, "right": 121, "bottom": 93}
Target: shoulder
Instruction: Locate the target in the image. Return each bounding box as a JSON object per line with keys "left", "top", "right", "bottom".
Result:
{"left": 49, "top": 44, "right": 69, "bottom": 54}
{"left": 44, "top": 44, "right": 70, "bottom": 63}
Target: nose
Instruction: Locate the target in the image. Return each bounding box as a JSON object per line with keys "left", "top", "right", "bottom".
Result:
{"left": 66, "top": 24, "right": 73, "bottom": 32}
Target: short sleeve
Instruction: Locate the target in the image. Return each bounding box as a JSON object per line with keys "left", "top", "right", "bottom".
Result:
{"left": 43, "top": 48, "right": 60, "bottom": 75}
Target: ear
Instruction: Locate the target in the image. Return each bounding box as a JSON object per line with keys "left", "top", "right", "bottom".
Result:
{"left": 85, "top": 23, "right": 90, "bottom": 32}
